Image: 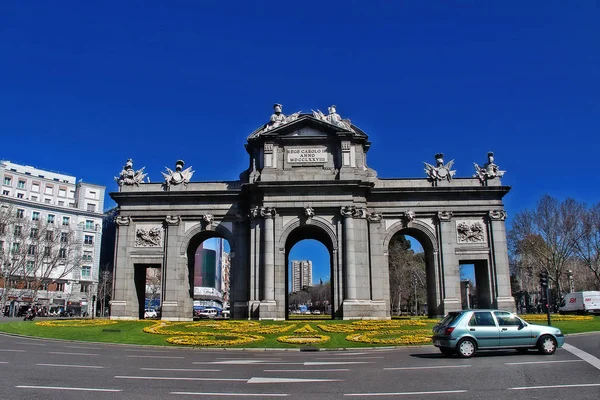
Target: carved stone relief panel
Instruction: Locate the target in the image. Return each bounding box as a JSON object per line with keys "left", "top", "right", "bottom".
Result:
{"left": 456, "top": 220, "right": 486, "bottom": 244}
{"left": 135, "top": 225, "right": 163, "bottom": 247}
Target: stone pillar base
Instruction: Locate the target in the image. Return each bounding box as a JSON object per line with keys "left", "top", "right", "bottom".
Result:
{"left": 495, "top": 296, "right": 517, "bottom": 312}
{"left": 109, "top": 300, "right": 138, "bottom": 320}
{"left": 161, "top": 300, "right": 193, "bottom": 321}
{"left": 233, "top": 301, "right": 249, "bottom": 319}
{"left": 258, "top": 300, "right": 284, "bottom": 320}
{"left": 442, "top": 298, "right": 462, "bottom": 315}
{"left": 341, "top": 300, "right": 388, "bottom": 320}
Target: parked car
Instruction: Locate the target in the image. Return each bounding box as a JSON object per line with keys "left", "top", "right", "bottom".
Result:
{"left": 197, "top": 308, "right": 218, "bottom": 319}
{"left": 144, "top": 308, "right": 158, "bottom": 318}
{"left": 559, "top": 291, "right": 600, "bottom": 315}
{"left": 432, "top": 309, "right": 564, "bottom": 358}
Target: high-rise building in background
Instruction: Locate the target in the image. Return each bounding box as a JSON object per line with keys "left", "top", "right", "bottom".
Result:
{"left": 193, "top": 238, "right": 228, "bottom": 311}
{"left": 291, "top": 260, "right": 313, "bottom": 292}
{"left": 0, "top": 160, "right": 105, "bottom": 317}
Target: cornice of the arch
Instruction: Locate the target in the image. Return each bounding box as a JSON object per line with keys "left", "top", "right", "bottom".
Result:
{"left": 278, "top": 216, "right": 338, "bottom": 251}
{"left": 178, "top": 222, "right": 234, "bottom": 256}
{"left": 382, "top": 219, "right": 438, "bottom": 253}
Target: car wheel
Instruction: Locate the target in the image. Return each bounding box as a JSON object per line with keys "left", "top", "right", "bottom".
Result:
{"left": 456, "top": 338, "right": 477, "bottom": 358}
{"left": 538, "top": 335, "right": 557, "bottom": 355}
{"left": 440, "top": 348, "right": 455, "bottom": 356}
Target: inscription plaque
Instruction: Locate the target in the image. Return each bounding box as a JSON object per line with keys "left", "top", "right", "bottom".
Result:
{"left": 286, "top": 147, "right": 328, "bottom": 163}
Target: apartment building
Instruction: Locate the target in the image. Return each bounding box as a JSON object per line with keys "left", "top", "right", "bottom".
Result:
{"left": 291, "top": 260, "right": 313, "bottom": 293}
{"left": 0, "top": 160, "right": 105, "bottom": 317}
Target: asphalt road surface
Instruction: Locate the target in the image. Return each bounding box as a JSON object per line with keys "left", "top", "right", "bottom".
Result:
{"left": 0, "top": 327, "right": 599, "bottom": 400}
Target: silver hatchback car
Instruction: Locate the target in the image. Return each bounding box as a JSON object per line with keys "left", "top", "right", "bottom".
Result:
{"left": 432, "top": 309, "right": 565, "bottom": 358}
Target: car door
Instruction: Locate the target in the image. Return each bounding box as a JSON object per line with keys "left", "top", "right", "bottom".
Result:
{"left": 467, "top": 311, "right": 499, "bottom": 348}
{"left": 493, "top": 311, "right": 532, "bottom": 347}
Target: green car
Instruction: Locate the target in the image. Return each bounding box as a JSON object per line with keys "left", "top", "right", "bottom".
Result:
{"left": 432, "top": 309, "right": 565, "bottom": 358}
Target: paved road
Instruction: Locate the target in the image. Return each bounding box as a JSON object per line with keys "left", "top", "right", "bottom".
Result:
{"left": 0, "top": 326, "right": 599, "bottom": 399}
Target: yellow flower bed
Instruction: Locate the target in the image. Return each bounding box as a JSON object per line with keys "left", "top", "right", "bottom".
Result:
{"left": 317, "top": 324, "right": 357, "bottom": 333}
{"left": 347, "top": 330, "right": 432, "bottom": 345}
{"left": 277, "top": 334, "right": 330, "bottom": 345}
{"left": 351, "top": 320, "right": 427, "bottom": 330}
{"left": 521, "top": 314, "right": 594, "bottom": 322}
{"left": 294, "top": 324, "right": 317, "bottom": 334}
{"left": 35, "top": 319, "right": 118, "bottom": 327}
{"left": 167, "top": 333, "right": 264, "bottom": 346}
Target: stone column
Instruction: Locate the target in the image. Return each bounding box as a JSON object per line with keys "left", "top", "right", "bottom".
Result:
{"left": 110, "top": 216, "right": 135, "bottom": 319}
{"left": 341, "top": 206, "right": 356, "bottom": 300}
{"left": 488, "top": 210, "right": 515, "bottom": 312}
{"left": 437, "top": 211, "right": 461, "bottom": 314}
{"left": 161, "top": 215, "right": 192, "bottom": 321}
{"left": 261, "top": 207, "right": 276, "bottom": 301}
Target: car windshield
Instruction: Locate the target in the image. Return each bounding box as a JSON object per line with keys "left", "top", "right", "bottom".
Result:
{"left": 439, "top": 312, "right": 462, "bottom": 326}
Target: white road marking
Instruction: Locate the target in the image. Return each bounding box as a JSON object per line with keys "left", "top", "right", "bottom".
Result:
{"left": 48, "top": 352, "right": 98, "bottom": 356}
{"left": 384, "top": 365, "right": 471, "bottom": 370}
{"left": 63, "top": 345, "right": 102, "bottom": 350}
{"left": 140, "top": 368, "right": 221, "bottom": 372}
{"left": 0, "top": 349, "right": 25, "bottom": 352}
{"left": 216, "top": 357, "right": 282, "bottom": 360}
{"left": 509, "top": 383, "right": 600, "bottom": 390}
{"left": 305, "top": 361, "right": 373, "bottom": 366}
{"left": 0, "top": 361, "right": 8, "bottom": 364}
{"left": 15, "top": 342, "right": 46, "bottom": 346}
{"left": 123, "top": 349, "right": 170, "bottom": 353}
{"left": 345, "top": 390, "right": 468, "bottom": 396}
{"left": 171, "top": 392, "right": 288, "bottom": 397}
{"left": 36, "top": 363, "right": 104, "bottom": 369}
{"left": 505, "top": 359, "right": 584, "bottom": 365}
{"left": 16, "top": 385, "right": 121, "bottom": 392}
{"left": 126, "top": 355, "right": 184, "bottom": 359}
{"left": 321, "top": 352, "right": 368, "bottom": 356}
{"left": 562, "top": 343, "right": 600, "bottom": 371}
{"left": 115, "top": 375, "right": 246, "bottom": 382}
{"left": 248, "top": 377, "right": 343, "bottom": 383}
{"left": 316, "top": 356, "right": 384, "bottom": 360}
{"left": 204, "top": 360, "right": 300, "bottom": 365}
{"left": 263, "top": 369, "right": 349, "bottom": 372}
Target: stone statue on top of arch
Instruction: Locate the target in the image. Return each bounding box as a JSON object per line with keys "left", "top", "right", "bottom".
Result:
{"left": 263, "top": 103, "right": 301, "bottom": 132}
{"left": 115, "top": 158, "right": 147, "bottom": 188}
{"left": 474, "top": 151, "right": 505, "bottom": 184}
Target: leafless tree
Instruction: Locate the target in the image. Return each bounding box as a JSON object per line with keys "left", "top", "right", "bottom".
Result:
{"left": 0, "top": 201, "right": 84, "bottom": 311}
{"left": 97, "top": 268, "right": 112, "bottom": 317}
{"left": 388, "top": 235, "right": 426, "bottom": 315}
{"left": 508, "top": 195, "right": 586, "bottom": 295}
{"left": 573, "top": 202, "right": 600, "bottom": 288}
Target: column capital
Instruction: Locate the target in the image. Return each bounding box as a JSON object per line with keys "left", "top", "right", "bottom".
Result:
{"left": 260, "top": 207, "right": 276, "bottom": 219}
{"left": 340, "top": 206, "right": 355, "bottom": 218}
{"left": 437, "top": 211, "right": 453, "bottom": 222}
{"left": 367, "top": 211, "right": 382, "bottom": 223}
{"left": 115, "top": 215, "right": 131, "bottom": 226}
{"left": 165, "top": 215, "right": 181, "bottom": 226}
{"left": 488, "top": 210, "right": 507, "bottom": 221}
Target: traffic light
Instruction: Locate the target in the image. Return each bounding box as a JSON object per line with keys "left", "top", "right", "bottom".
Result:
{"left": 539, "top": 272, "right": 548, "bottom": 288}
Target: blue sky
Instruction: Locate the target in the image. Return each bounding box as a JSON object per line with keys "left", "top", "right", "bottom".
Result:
{"left": 1, "top": 1, "right": 598, "bottom": 285}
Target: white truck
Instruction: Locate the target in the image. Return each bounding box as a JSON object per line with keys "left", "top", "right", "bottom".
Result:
{"left": 559, "top": 291, "right": 600, "bottom": 315}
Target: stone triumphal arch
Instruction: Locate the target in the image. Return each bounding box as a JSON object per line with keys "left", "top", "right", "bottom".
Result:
{"left": 110, "top": 104, "right": 513, "bottom": 320}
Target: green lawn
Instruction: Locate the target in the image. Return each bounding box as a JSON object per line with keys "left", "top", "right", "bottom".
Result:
{"left": 0, "top": 315, "right": 597, "bottom": 349}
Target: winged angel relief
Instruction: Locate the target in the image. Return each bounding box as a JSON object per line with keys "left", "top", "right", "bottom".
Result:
{"left": 162, "top": 160, "right": 194, "bottom": 188}
{"left": 424, "top": 153, "right": 456, "bottom": 182}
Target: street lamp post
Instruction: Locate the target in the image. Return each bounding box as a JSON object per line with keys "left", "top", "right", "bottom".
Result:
{"left": 462, "top": 279, "right": 471, "bottom": 309}
{"left": 566, "top": 270, "right": 574, "bottom": 293}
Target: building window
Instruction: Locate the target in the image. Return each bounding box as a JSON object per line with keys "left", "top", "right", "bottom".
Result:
{"left": 17, "top": 193, "right": 24, "bottom": 199}
{"left": 27, "top": 245, "right": 35, "bottom": 255}
{"left": 58, "top": 201, "right": 64, "bottom": 206}
{"left": 31, "top": 195, "right": 38, "bottom": 201}
{"left": 3, "top": 177, "right": 12, "bottom": 185}
{"left": 45, "top": 186, "right": 53, "bottom": 195}
{"left": 30, "top": 228, "right": 38, "bottom": 239}
{"left": 68, "top": 190, "right": 75, "bottom": 199}
{"left": 2, "top": 190, "right": 9, "bottom": 195}
{"left": 45, "top": 231, "right": 53, "bottom": 241}
{"left": 55, "top": 282, "right": 65, "bottom": 291}
{"left": 31, "top": 183, "right": 39, "bottom": 192}
{"left": 17, "top": 180, "right": 26, "bottom": 189}
{"left": 47, "top": 214, "right": 55, "bottom": 224}
{"left": 11, "top": 242, "right": 20, "bottom": 253}
{"left": 85, "top": 220, "right": 94, "bottom": 230}
{"left": 58, "top": 188, "right": 66, "bottom": 197}
{"left": 14, "top": 225, "right": 22, "bottom": 236}
{"left": 69, "top": 202, "right": 75, "bottom": 208}
{"left": 26, "top": 260, "right": 34, "bottom": 271}
{"left": 84, "top": 235, "right": 93, "bottom": 245}
{"left": 81, "top": 266, "right": 91, "bottom": 278}
{"left": 44, "top": 198, "right": 51, "bottom": 204}
{"left": 0, "top": 223, "right": 5, "bottom": 234}
{"left": 0, "top": 240, "right": 3, "bottom": 252}
{"left": 87, "top": 204, "right": 96, "bottom": 212}
{"left": 83, "top": 251, "right": 93, "bottom": 262}
{"left": 44, "top": 246, "right": 51, "bottom": 256}
{"left": 32, "top": 211, "right": 40, "bottom": 221}
{"left": 80, "top": 283, "right": 90, "bottom": 292}
{"left": 16, "top": 209, "right": 24, "bottom": 218}
{"left": 59, "top": 248, "right": 67, "bottom": 258}
{"left": 62, "top": 216, "right": 70, "bottom": 226}
{"left": 60, "top": 232, "right": 69, "bottom": 243}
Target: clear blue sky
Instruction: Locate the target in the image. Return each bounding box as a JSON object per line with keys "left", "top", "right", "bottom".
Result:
{"left": 2, "top": 1, "right": 598, "bottom": 284}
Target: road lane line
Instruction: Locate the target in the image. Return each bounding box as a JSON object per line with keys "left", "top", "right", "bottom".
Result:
{"left": 505, "top": 360, "right": 584, "bottom": 365}
{"left": 15, "top": 342, "right": 46, "bottom": 346}
{"left": 384, "top": 365, "right": 471, "bottom": 371}
{"left": 64, "top": 345, "right": 102, "bottom": 350}
{"left": 248, "top": 377, "right": 343, "bottom": 383}
{"left": 562, "top": 343, "right": 600, "bottom": 371}
{"left": 345, "top": 390, "right": 468, "bottom": 396}
{"left": 509, "top": 383, "right": 600, "bottom": 390}
{"left": 263, "top": 369, "right": 349, "bottom": 372}
{"left": 16, "top": 385, "right": 121, "bottom": 392}
{"left": 0, "top": 349, "right": 25, "bottom": 352}
{"left": 0, "top": 361, "right": 8, "bottom": 364}
{"left": 48, "top": 352, "right": 98, "bottom": 356}
{"left": 36, "top": 363, "right": 104, "bottom": 369}
{"left": 123, "top": 349, "right": 171, "bottom": 353}
{"left": 140, "top": 368, "right": 221, "bottom": 372}
{"left": 115, "top": 376, "right": 246, "bottom": 381}
{"left": 315, "top": 356, "right": 384, "bottom": 360}
{"left": 305, "top": 361, "right": 373, "bottom": 366}
{"left": 172, "top": 392, "right": 288, "bottom": 397}
{"left": 126, "top": 355, "right": 184, "bottom": 359}
{"left": 203, "top": 361, "right": 301, "bottom": 365}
